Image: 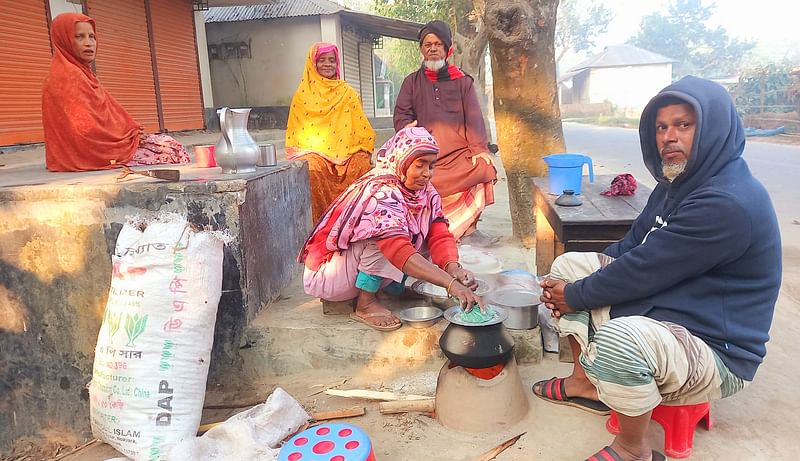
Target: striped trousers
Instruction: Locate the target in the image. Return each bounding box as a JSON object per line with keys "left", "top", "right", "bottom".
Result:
{"left": 550, "top": 252, "right": 747, "bottom": 417}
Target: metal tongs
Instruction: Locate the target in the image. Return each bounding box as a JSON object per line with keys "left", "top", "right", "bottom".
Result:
{"left": 116, "top": 164, "right": 180, "bottom": 182}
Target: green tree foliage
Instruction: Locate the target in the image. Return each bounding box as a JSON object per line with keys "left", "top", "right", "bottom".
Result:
{"left": 733, "top": 63, "right": 799, "bottom": 115}
{"left": 555, "top": 0, "right": 612, "bottom": 66}
{"left": 371, "top": 0, "right": 489, "bottom": 112}
{"left": 629, "top": 0, "right": 755, "bottom": 78}
{"left": 371, "top": 1, "right": 453, "bottom": 93}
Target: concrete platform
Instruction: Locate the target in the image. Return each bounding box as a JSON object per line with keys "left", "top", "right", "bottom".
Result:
{"left": 239, "top": 277, "right": 544, "bottom": 379}
{"left": 5, "top": 136, "right": 800, "bottom": 460}
{"left": 0, "top": 132, "right": 311, "bottom": 452}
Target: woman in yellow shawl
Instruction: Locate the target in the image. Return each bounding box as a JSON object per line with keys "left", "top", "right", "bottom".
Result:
{"left": 286, "top": 42, "right": 375, "bottom": 222}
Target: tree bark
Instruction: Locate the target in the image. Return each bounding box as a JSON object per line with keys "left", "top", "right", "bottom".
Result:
{"left": 483, "top": 0, "right": 565, "bottom": 247}
{"left": 451, "top": 0, "right": 492, "bottom": 141}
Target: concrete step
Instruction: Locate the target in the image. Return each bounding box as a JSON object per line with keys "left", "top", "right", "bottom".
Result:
{"left": 239, "top": 278, "right": 544, "bottom": 379}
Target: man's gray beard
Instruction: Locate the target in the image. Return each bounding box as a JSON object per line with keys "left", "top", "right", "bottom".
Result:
{"left": 423, "top": 59, "right": 446, "bottom": 71}
{"left": 662, "top": 159, "right": 687, "bottom": 182}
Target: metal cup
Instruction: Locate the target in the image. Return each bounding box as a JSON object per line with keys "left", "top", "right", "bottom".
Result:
{"left": 257, "top": 144, "right": 277, "bottom": 167}
{"left": 193, "top": 144, "right": 216, "bottom": 167}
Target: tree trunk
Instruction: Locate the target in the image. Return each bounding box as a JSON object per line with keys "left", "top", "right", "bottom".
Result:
{"left": 484, "top": 0, "right": 565, "bottom": 247}
{"left": 451, "top": 0, "right": 492, "bottom": 141}
{"left": 452, "top": 28, "right": 492, "bottom": 141}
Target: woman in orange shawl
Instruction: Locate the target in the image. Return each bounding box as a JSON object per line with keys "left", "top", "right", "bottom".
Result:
{"left": 42, "top": 13, "right": 189, "bottom": 172}
{"left": 286, "top": 42, "right": 375, "bottom": 222}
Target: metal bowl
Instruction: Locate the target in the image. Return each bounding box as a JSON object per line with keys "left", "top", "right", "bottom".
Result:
{"left": 410, "top": 281, "right": 455, "bottom": 308}
{"left": 485, "top": 287, "right": 541, "bottom": 329}
{"left": 398, "top": 306, "right": 444, "bottom": 329}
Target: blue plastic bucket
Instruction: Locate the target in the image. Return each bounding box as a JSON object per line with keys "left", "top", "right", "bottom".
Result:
{"left": 543, "top": 153, "right": 594, "bottom": 195}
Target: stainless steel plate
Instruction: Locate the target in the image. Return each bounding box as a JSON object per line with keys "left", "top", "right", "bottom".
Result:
{"left": 486, "top": 287, "right": 542, "bottom": 307}
{"left": 412, "top": 278, "right": 494, "bottom": 297}
{"left": 473, "top": 277, "right": 494, "bottom": 297}
{"left": 443, "top": 305, "right": 508, "bottom": 327}
{"left": 411, "top": 280, "right": 448, "bottom": 298}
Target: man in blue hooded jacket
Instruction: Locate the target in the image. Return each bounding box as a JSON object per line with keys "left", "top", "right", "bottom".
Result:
{"left": 533, "top": 76, "right": 782, "bottom": 461}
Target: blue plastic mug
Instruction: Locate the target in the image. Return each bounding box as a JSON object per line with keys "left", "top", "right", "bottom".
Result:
{"left": 543, "top": 153, "right": 594, "bottom": 195}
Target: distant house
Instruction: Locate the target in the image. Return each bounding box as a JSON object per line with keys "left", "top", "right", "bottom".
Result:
{"left": 559, "top": 44, "right": 676, "bottom": 117}
{"left": 203, "top": 0, "right": 421, "bottom": 127}
{"left": 373, "top": 54, "right": 393, "bottom": 117}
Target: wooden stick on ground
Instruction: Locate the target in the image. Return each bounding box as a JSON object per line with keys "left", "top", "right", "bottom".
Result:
{"left": 307, "top": 377, "right": 350, "bottom": 397}
{"left": 52, "top": 439, "right": 99, "bottom": 461}
{"left": 324, "top": 389, "right": 431, "bottom": 401}
{"left": 197, "top": 407, "right": 366, "bottom": 435}
{"left": 471, "top": 432, "right": 526, "bottom": 461}
{"left": 198, "top": 422, "right": 222, "bottom": 435}
{"left": 202, "top": 398, "right": 267, "bottom": 410}
{"left": 378, "top": 398, "right": 436, "bottom": 415}
{"left": 311, "top": 406, "right": 366, "bottom": 421}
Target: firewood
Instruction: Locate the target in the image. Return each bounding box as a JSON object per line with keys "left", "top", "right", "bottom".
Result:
{"left": 378, "top": 398, "right": 436, "bottom": 414}
{"left": 323, "top": 389, "right": 431, "bottom": 401}
{"left": 471, "top": 432, "right": 526, "bottom": 461}
{"left": 311, "top": 406, "right": 366, "bottom": 421}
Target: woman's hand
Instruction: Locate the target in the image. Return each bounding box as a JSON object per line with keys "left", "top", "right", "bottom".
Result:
{"left": 401, "top": 254, "right": 484, "bottom": 311}
{"left": 448, "top": 280, "right": 486, "bottom": 312}
{"left": 445, "top": 262, "right": 477, "bottom": 290}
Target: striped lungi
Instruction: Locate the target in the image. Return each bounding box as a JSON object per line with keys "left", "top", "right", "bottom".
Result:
{"left": 549, "top": 252, "right": 747, "bottom": 417}
{"left": 440, "top": 182, "right": 495, "bottom": 240}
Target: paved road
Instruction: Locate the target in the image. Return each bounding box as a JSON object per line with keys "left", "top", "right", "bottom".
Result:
{"left": 563, "top": 122, "right": 800, "bottom": 247}
{"left": 562, "top": 122, "right": 800, "bottom": 303}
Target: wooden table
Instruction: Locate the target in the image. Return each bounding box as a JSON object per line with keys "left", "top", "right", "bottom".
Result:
{"left": 532, "top": 174, "right": 652, "bottom": 275}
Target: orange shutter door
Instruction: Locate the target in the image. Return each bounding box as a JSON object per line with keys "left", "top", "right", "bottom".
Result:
{"left": 0, "top": 0, "right": 51, "bottom": 145}
{"left": 149, "top": 0, "right": 204, "bottom": 131}
{"left": 86, "top": 0, "right": 160, "bottom": 132}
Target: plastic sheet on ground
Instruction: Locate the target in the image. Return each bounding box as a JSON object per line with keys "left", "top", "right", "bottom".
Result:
{"left": 167, "top": 387, "right": 310, "bottom": 461}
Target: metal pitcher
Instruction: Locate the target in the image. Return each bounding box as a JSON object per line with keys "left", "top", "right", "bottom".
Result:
{"left": 214, "top": 107, "right": 259, "bottom": 174}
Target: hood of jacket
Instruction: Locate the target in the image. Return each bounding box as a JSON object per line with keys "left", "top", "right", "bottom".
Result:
{"left": 639, "top": 75, "right": 745, "bottom": 215}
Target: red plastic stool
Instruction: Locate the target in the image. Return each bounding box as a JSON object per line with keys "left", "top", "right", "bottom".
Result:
{"left": 606, "top": 403, "right": 712, "bottom": 459}
{"left": 279, "top": 422, "right": 376, "bottom": 461}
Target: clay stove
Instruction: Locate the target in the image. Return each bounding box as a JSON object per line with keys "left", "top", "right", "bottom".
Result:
{"left": 435, "top": 308, "right": 530, "bottom": 433}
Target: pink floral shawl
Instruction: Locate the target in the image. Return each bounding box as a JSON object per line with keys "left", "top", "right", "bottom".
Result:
{"left": 299, "top": 127, "right": 444, "bottom": 269}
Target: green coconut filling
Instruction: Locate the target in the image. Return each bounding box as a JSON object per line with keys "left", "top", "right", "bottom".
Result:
{"left": 460, "top": 306, "right": 494, "bottom": 323}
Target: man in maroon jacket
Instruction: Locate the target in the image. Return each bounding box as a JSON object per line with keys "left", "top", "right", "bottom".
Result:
{"left": 393, "top": 20, "right": 498, "bottom": 247}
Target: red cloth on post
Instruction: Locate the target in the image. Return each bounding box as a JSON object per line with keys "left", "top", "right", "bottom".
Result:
{"left": 42, "top": 13, "right": 141, "bottom": 172}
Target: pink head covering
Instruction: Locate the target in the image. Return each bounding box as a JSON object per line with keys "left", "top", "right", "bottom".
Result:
{"left": 299, "top": 127, "right": 444, "bottom": 268}
{"left": 313, "top": 42, "right": 341, "bottom": 79}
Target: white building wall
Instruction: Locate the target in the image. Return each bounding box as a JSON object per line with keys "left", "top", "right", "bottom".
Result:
{"left": 206, "top": 17, "right": 321, "bottom": 107}
{"left": 49, "top": 0, "right": 82, "bottom": 17}
{"left": 319, "top": 14, "right": 342, "bottom": 54}
{"left": 195, "top": 11, "right": 214, "bottom": 108}
{"left": 588, "top": 64, "right": 672, "bottom": 115}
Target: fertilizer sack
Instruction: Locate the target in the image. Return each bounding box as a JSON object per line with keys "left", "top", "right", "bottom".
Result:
{"left": 89, "top": 216, "right": 224, "bottom": 460}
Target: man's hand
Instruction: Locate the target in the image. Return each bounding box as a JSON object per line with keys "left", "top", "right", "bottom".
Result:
{"left": 471, "top": 152, "right": 496, "bottom": 169}
{"left": 404, "top": 120, "right": 418, "bottom": 129}
{"left": 540, "top": 278, "right": 575, "bottom": 318}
